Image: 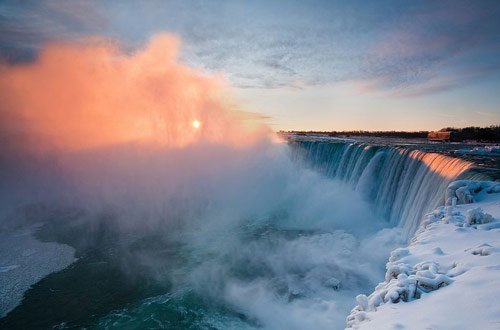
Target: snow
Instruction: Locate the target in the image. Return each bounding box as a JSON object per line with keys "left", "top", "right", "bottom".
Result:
{"left": 0, "top": 224, "right": 76, "bottom": 317}
{"left": 446, "top": 180, "right": 500, "bottom": 205}
{"left": 347, "top": 180, "right": 500, "bottom": 330}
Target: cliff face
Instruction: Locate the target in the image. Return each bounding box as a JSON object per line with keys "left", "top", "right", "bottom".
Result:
{"left": 346, "top": 181, "right": 500, "bottom": 330}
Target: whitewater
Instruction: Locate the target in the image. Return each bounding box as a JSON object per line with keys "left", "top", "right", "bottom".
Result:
{"left": 2, "top": 136, "right": 497, "bottom": 329}
{"left": 1, "top": 35, "right": 499, "bottom": 329}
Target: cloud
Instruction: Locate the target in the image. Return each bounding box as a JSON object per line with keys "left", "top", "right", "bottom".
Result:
{"left": 0, "top": 0, "right": 105, "bottom": 62}
{"left": 2, "top": 1, "right": 500, "bottom": 96}
{"left": 351, "top": 1, "right": 500, "bottom": 97}
{"left": 0, "top": 34, "right": 268, "bottom": 151}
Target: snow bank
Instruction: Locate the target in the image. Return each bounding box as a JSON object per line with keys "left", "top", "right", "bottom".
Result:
{"left": 347, "top": 180, "right": 500, "bottom": 329}
{"left": 446, "top": 180, "right": 500, "bottom": 205}
{"left": 0, "top": 224, "right": 75, "bottom": 317}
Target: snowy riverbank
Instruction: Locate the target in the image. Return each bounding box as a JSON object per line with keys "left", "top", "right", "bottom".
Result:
{"left": 0, "top": 224, "right": 75, "bottom": 317}
{"left": 346, "top": 180, "right": 500, "bottom": 329}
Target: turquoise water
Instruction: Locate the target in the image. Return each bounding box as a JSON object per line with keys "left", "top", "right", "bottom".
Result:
{"left": 1, "top": 211, "right": 376, "bottom": 329}
{"left": 1, "top": 140, "right": 481, "bottom": 329}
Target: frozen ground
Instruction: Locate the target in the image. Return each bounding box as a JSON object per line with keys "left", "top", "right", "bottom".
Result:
{"left": 347, "top": 181, "right": 500, "bottom": 330}
{"left": 0, "top": 224, "right": 75, "bottom": 317}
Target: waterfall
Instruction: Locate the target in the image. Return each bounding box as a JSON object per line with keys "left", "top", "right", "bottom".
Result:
{"left": 290, "top": 141, "right": 473, "bottom": 239}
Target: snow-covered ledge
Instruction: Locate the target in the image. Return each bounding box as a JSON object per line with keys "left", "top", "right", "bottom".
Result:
{"left": 346, "top": 181, "right": 500, "bottom": 330}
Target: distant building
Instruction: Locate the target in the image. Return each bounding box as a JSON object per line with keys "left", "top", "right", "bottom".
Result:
{"left": 427, "top": 131, "right": 461, "bottom": 142}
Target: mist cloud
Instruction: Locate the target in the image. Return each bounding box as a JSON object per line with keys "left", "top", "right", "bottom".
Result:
{"left": 0, "top": 33, "right": 268, "bottom": 151}
{"left": 0, "top": 33, "right": 403, "bottom": 329}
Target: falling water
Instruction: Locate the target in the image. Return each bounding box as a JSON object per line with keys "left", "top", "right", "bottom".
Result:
{"left": 290, "top": 141, "right": 473, "bottom": 238}
{"left": 0, "top": 138, "right": 478, "bottom": 329}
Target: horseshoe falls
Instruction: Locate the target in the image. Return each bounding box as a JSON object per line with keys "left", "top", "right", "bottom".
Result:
{"left": 290, "top": 141, "right": 475, "bottom": 239}
{"left": 0, "top": 139, "right": 494, "bottom": 330}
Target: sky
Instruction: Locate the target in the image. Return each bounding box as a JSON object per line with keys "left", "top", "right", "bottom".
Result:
{"left": 1, "top": 0, "right": 500, "bottom": 131}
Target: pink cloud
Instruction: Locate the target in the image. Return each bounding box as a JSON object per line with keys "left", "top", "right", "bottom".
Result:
{"left": 0, "top": 34, "right": 269, "bottom": 151}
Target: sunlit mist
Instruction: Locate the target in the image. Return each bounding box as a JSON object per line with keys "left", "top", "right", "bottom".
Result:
{"left": 192, "top": 120, "right": 201, "bottom": 129}
{"left": 0, "top": 34, "right": 268, "bottom": 151}
{"left": 1, "top": 2, "right": 498, "bottom": 329}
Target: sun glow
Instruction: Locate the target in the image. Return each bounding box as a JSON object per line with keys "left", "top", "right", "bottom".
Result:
{"left": 0, "top": 34, "right": 269, "bottom": 150}
{"left": 192, "top": 120, "right": 201, "bottom": 129}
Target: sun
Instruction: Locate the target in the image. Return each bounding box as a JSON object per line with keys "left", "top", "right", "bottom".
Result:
{"left": 192, "top": 119, "right": 201, "bottom": 129}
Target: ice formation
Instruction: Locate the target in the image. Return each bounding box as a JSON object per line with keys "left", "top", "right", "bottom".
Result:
{"left": 346, "top": 180, "right": 500, "bottom": 329}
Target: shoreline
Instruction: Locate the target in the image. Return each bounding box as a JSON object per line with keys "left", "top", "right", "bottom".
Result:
{"left": 347, "top": 181, "right": 500, "bottom": 329}
{"left": 0, "top": 224, "right": 76, "bottom": 317}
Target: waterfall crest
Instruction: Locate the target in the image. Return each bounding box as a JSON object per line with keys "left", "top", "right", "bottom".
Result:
{"left": 290, "top": 141, "right": 473, "bottom": 238}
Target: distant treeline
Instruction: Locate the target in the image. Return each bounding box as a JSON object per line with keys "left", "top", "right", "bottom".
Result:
{"left": 283, "top": 125, "right": 500, "bottom": 142}
{"left": 438, "top": 126, "right": 500, "bottom": 142}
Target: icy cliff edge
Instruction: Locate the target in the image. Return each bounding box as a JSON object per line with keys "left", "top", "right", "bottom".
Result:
{"left": 346, "top": 180, "right": 500, "bottom": 330}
